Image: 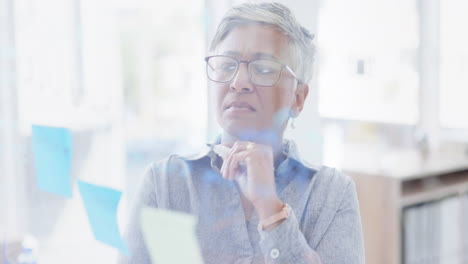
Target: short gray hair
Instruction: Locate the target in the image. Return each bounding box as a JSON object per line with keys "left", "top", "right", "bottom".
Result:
{"left": 209, "top": 2, "right": 315, "bottom": 84}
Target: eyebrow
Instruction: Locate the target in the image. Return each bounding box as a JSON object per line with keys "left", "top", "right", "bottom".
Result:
{"left": 222, "top": 51, "right": 280, "bottom": 61}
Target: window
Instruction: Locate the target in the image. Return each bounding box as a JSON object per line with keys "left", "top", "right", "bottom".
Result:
{"left": 439, "top": 0, "right": 468, "bottom": 130}
{"left": 317, "top": 0, "right": 420, "bottom": 125}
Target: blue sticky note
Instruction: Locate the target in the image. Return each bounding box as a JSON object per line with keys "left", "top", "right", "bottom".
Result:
{"left": 32, "top": 125, "right": 72, "bottom": 198}
{"left": 78, "top": 181, "right": 129, "bottom": 255}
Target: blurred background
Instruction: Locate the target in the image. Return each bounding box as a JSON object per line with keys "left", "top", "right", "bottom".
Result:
{"left": 0, "top": 0, "right": 467, "bottom": 263}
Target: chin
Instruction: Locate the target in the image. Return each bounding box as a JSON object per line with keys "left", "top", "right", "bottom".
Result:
{"left": 223, "top": 122, "right": 257, "bottom": 138}
{"left": 222, "top": 121, "right": 277, "bottom": 142}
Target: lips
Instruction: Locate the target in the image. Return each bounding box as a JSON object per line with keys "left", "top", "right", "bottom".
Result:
{"left": 225, "top": 101, "right": 256, "bottom": 111}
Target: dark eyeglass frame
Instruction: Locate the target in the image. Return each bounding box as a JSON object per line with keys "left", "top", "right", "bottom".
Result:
{"left": 204, "top": 55, "right": 302, "bottom": 87}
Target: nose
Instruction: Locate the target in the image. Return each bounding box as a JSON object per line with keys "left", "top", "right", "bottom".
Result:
{"left": 229, "top": 63, "right": 254, "bottom": 93}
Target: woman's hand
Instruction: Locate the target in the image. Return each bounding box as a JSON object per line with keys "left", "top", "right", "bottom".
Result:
{"left": 219, "top": 141, "right": 281, "bottom": 210}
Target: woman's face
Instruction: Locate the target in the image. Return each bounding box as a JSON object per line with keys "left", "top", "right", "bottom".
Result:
{"left": 210, "top": 24, "right": 309, "bottom": 139}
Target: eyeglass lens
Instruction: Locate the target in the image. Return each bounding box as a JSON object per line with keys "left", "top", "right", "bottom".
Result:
{"left": 206, "top": 56, "right": 282, "bottom": 86}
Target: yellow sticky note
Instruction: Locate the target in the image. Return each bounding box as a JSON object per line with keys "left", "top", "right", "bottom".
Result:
{"left": 140, "top": 207, "right": 203, "bottom": 264}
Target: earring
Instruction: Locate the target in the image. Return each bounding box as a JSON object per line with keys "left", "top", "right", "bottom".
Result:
{"left": 290, "top": 118, "right": 296, "bottom": 129}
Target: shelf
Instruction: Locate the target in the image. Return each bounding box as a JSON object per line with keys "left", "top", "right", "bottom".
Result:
{"left": 343, "top": 146, "right": 468, "bottom": 182}
{"left": 346, "top": 149, "right": 468, "bottom": 264}
{"left": 400, "top": 170, "right": 468, "bottom": 207}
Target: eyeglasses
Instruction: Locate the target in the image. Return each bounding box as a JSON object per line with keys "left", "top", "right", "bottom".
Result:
{"left": 204, "top": 55, "right": 301, "bottom": 87}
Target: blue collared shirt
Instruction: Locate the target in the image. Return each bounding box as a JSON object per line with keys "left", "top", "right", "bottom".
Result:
{"left": 119, "top": 139, "right": 365, "bottom": 264}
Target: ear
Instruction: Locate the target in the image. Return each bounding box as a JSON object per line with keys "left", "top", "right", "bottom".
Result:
{"left": 290, "top": 83, "right": 309, "bottom": 118}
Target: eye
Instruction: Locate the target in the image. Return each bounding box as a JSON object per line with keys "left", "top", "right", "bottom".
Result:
{"left": 253, "top": 64, "right": 276, "bottom": 75}
{"left": 220, "top": 62, "right": 237, "bottom": 72}
{"left": 251, "top": 60, "right": 282, "bottom": 76}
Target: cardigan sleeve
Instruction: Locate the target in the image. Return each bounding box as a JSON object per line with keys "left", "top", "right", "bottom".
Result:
{"left": 258, "top": 211, "right": 323, "bottom": 263}
{"left": 258, "top": 180, "right": 365, "bottom": 264}
{"left": 314, "top": 180, "right": 365, "bottom": 263}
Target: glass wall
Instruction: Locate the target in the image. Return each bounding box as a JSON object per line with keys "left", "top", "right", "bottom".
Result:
{"left": 3, "top": 0, "right": 205, "bottom": 262}
{"left": 1, "top": 0, "right": 467, "bottom": 263}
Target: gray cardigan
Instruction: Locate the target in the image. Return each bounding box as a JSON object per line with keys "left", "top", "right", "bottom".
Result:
{"left": 119, "top": 140, "right": 365, "bottom": 264}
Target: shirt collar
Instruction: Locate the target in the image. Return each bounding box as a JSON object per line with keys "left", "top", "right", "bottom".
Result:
{"left": 182, "top": 135, "right": 304, "bottom": 171}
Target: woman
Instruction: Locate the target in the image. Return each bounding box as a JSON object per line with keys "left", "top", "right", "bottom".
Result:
{"left": 120, "top": 2, "right": 365, "bottom": 264}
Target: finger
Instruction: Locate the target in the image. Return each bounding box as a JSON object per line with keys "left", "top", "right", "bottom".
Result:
{"left": 231, "top": 141, "right": 248, "bottom": 152}
{"left": 220, "top": 155, "right": 229, "bottom": 179}
{"left": 227, "top": 151, "right": 242, "bottom": 180}
{"left": 229, "top": 151, "right": 249, "bottom": 180}
{"left": 221, "top": 141, "right": 255, "bottom": 180}
{"left": 219, "top": 149, "right": 230, "bottom": 179}
{"left": 224, "top": 142, "right": 247, "bottom": 180}
{"left": 225, "top": 148, "right": 240, "bottom": 180}
{"left": 220, "top": 146, "right": 237, "bottom": 179}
